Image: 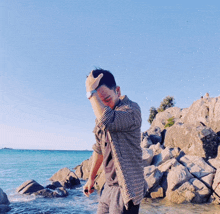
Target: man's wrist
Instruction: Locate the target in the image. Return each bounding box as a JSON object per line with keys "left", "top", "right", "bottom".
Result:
{"left": 86, "top": 89, "right": 97, "bottom": 99}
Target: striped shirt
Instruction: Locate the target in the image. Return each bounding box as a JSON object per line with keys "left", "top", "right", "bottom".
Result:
{"left": 93, "top": 95, "right": 145, "bottom": 209}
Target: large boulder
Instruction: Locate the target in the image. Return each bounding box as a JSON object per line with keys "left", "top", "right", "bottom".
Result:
{"left": 50, "top": 167, "right": 80, "bottom": 188}
{"left": 166, "top": 164, "right": 193, "bottom": 191}
{"left": 166, "top": 178, "right": 211, "bottom": 204}
{"left": 0, "top": 188, "right": 10, "bottom": 213}
{"left": 164, "top": 124, "right": 220, "bottom": 159}
{"left": 180, "top": 97, "right": 220, "bottom": 134}
{"left": 74, "top": 156, "right": 103, "bottom": 180}
{"left": 17, "top": 180, "right": 44, "bottom": 195}
{"left": 150, "top": 107, "right": 184, "bottom": 131}
{"left": 179, "top": 155, "right": 215, "bottom": 188}
{"left": 17, "top": 180, "right": 69, "bottom": 198}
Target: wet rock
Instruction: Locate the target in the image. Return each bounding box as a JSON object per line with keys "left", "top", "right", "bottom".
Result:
{"left": 50, "top": 167, "right": 80, "bottom": 188}
{"left": 0, "top": 188, "right": 10, "bottom": 213}
{"left": 34, "top": 187, "right": 68, "bottom": 198}
{"left": 17, "top": 180, "right": 44, "bottom": 195}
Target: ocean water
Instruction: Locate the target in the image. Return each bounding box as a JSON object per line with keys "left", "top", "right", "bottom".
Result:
{"left": 1, "top": 149, "right": 220, "bottom": 214}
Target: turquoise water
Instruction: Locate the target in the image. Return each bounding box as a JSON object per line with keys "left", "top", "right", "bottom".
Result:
{"left": 0, "top": 149, "right": 98, "bottom": 214}
{"left": 1, "top": 149, "right": 220, "bottom": 213}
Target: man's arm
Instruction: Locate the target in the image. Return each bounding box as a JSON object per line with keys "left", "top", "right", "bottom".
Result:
{"left": 86, "top": 71, "right": 105, "bottom": 120}
{"left": 89, "top": 92, "right": 105, "bottom": 121}
{"left": 83, "top": 151, "right": 103, "bottom": 197}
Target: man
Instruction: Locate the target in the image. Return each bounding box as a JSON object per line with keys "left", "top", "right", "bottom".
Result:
{"left": 84, "top": 69, "right": 145, "bottom": 214}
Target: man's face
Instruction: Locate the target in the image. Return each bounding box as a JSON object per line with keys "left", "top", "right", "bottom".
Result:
{"left": 97, "top": 85, "right": 121, "bottom": 109}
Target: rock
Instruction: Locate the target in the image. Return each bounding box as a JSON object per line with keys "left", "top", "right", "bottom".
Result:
{"left": 34, "top": 189, "right": 54, "bottom": 198}
{"left": 150, "top": 107, "right": 183, "bottom": 131}
{"left": 180, "top": 97, "right": 220, "bottom": 134}
{"left": 144, "top": 165, "right": 163, "bottom": 191}
{"left": 166, "top": 164, "right": 193, "bottom": 191}
{"left": 208, "top": 158, "right": 220, "bottom": 170}
{"left": 34, "top": 187, "right": 68, "bottom": 198}
{"left": 190, "top": 178, "right": 211, "bottom": 203}
{"left": 201, "top": 173, "right": 215, "bottom": 189}
{"left": 152, "top": 147, "right": 174, "bottom": 166}
{"left": 149, "top": 143, "right": 164, "bottom": 156}
{"left": 150, "top": 186, "right": 164, "bottom": 199}
{"left": 147, "top": 126, "right": 162, "bottom": 144}
{"left": 50, "top": 167, "right": 80, "bottom": 188}
{"left": 141, "top": 136, "right": 153, "bottom": 148}
{"left": 165, "top": 124, "right": 220, "bottom": 159}
{"left": 0, "top": 188, "right": 10, "bottom": 213}
{"left": 74, "top": 156, "right": 103, "bottom": 180}
{"left": 142, "top": 148, "right": 154, "bottom": 166}
{"left": 166, "top": 181, "right": 196, "bottom": 204}
{"left": 211, "top": 168, "right": 220, "bottom": 204}
{"left": 17, "top": 180, "right": 44, "bottom": 195}
{"left": 170, "top": 147, "right": 181, "bottom": 158}
{"left": 180, "top": 155, "right": 215, "bottom": 178}
{"left": 158, "top": 158, "right": 180, "bottom": 173}
{"left": 166, "top": 164, "right": 212, "bottom": 204}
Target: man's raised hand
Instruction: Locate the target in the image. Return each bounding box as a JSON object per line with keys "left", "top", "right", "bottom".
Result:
{"left": 86, "top": 70, "right": 103, "bottom": 92}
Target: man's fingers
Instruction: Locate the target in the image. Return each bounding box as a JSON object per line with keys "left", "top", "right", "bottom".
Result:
{"left": 97, "top": 73, "right": 103, "bottom": 80}
{"left": 83, "top": 186, "right": 94, "bottom": 197}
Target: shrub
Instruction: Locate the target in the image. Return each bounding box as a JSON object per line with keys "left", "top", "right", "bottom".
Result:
{"left": 164, "top": 117, "right": 175, "bottom": 128}
{"left": 148, "top": 107, "right": 158, "bottom": 124}
{"left": 157, "top": 96, "right": 175, "bottom": 112}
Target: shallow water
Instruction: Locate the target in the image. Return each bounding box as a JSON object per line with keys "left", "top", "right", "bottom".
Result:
{"left": 1, "top": 149, "right": 220, "bottom": 213}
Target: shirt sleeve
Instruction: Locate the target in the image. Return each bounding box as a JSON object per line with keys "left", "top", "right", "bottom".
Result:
{"left": 92, "top": 133, "right": 102, "bottom": 155}
{"left": 97, "top": 101, "right": 142, "bottom": 132}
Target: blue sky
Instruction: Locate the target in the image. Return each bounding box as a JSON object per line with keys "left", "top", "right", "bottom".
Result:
{"left": 1, "top": 1, "right": 220, "bottom": 150}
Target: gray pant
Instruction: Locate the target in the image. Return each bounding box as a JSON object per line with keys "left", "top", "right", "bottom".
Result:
{"left": 97, "top": 184, "right": 140, "bottom": 214}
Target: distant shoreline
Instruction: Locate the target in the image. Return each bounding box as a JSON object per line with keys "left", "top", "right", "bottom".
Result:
{"left": 1, "top": 148, "right": 93, "bottom": 152}
{"left": 1, "top": 147, "right": 13, "bottom": 150}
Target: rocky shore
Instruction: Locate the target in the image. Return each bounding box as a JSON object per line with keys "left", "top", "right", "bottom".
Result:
{"left": 4, "top": 95, "right": 219, "bottom": 213}
{"left": 75, "top": 95, "right": 220, "bottom": 205}
{"left": 0, "top": 188, "right": 11, "bottom": 213}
